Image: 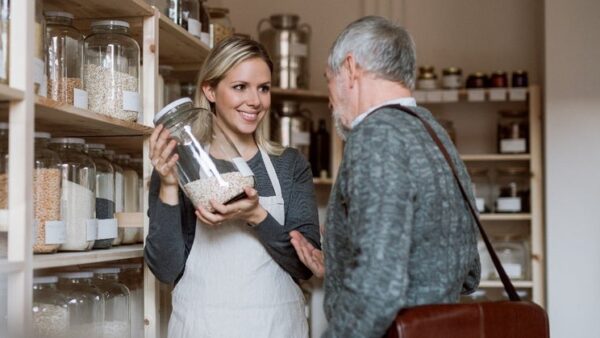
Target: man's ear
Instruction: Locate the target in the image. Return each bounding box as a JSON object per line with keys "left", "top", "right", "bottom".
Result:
{"left": 202, "top": 84, "right": 216, "bottom": 102}
{"left": 343, "top": 54, "right": 360, "bottom": 88}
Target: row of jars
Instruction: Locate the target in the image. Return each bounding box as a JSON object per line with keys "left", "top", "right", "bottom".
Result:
{"left": 469, "top": 166, "right": 531, "bottom": 214}
{"left": 417, "top": 66, "right": 529, "bottom": 90}
{"left": 33, "top": 264, "right": 143, "bottom": 338}
{"left": 0, "top": 125, "right": 144, "bottom": 255}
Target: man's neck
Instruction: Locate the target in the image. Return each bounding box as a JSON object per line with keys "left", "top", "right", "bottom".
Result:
{"left": 356, "top": 76, "right": 412, "bottom": 115}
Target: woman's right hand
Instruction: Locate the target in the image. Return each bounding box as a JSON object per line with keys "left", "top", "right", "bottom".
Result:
{"left": 149, "top": 124, "right": 179, "bottom": 187}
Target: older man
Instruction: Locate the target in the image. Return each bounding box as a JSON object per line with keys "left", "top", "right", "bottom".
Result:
{"left": 290, "top": 16, "right": 480, "bottom": 338}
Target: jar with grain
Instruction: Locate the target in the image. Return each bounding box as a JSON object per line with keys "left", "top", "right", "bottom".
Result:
{"left": 495, "top": 167, "right": 530, "bottom": 213}
{"left": 84, "top": 20, "right": 140, "bottom": 121}
{"left": 93, "top": 268, "right": 131, "bottom": 338}
{"left": 115, "top": 154, "right": 140, "bottom": 244}
{"left": 207, "top": 7, "right": 234, "bottom": 47}
{"left": 119, "top": 264, "right": 143, "bottom": 338}
{"left": 45, "top": 11, "right": 86, "bottom": 107}
{"left": 57, "top": 272, "right": 105, "bottom": 338}
{"left": 85, "top": 144, "right": 117, "bottom": 249}
{"left": 0, "top": 0, "right": 9, "bottom": 85}
{"left": 497, "top": 110, "right": 528, "bottom": 154}
{"left": 34, "top": 0, "right": 47, "bottom": 96}
{"left": 154, "top": 98, "right": 255, "bottom": 212}
{"left": 32, "top": 276, "right": 70, "bottom": 338}
{"left": 105, "top": 150, "right": 125, "bottom": 246}
{"left": 33, "top": 132, "right": 65, "bottom": 254}
{"left": 0, "top": 123, "right": 8, "bottom": 248}
{"left": 50, "top": 138, "right": 97, "bottom": 251}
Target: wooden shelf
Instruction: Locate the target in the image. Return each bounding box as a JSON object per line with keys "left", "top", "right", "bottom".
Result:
{"left": 480, "top": 213, "right": 532, "bottom": 221}
{"left": 461, "top": 154, "right": 531, "bottom": 162}
{"left": 0, "top": 261, "right": 25, "bottom": 274}
{"left": 313, "top": 178, "right": 334, "bottom": 185}
{"left": 0, "top": 83, "right": 24, "bottom": 101}
{"left": 34, "top": 244, "right": 143, "bottom": 269}
{"left": 271, "top": 88, "right": 329, "bottom": 102}
{"left": 158, "top": 13, "right": 210, "bottom": 66}
{"left": 44, "top": 0, "right": 153, "bottom": 18}
{"left": 479, "top": 280, "right": 533, "bottom": 288}
{"left": 415, "top": 88, "right": 529, "bottom": 104}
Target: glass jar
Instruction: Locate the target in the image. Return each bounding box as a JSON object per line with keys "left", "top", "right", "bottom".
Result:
{"left": 0, "top": 123, "right": 8, "bottom": 244}
{"left": 442, "top": 67, "right": 462, "bottom": 89}
{"left": 57, "top": 272, "right": 105, "bottom": 338}
{"left": 85, "top": 144, "right": 117, "bottom": 249}
{"left": 495, "top": 167, "right": 530, "bottom": 213}
{"left": 181, "top": 0, "right": 201, "bottom": 39}
{"left": 115, "top": 154, "right": 140, "bottom": 244}
{"left": 50, "top": 138, "right": 97, "bottom": 251}
{"left": 468, "top": 167, "right": 492, "bottom": 213}
{"left": 32, "top": 276, "right": 70, "bottom": 338}
{"left": 490, "top": 71, "right": 509, "bottom": 88}
{"left": 166, "top": 0, "right": 182, "bottom": 25}
{"left": 477, "top": 238, "right": 495, "bottom": 280}
{"left": 153, "top": 98, "right": 255, "bottom": 212}
{"left": 84, "top": 20, "right": 140, "bottom": 121}
{"left": 33, "top": 132, "right": 65, "bottom": 254}
{"left": 34, "top": 0, "right": 47, "bottom": 96}
{"left": 492, "top": 235, "right": 529, "bottom": 280}
{"left": 511, "top": 70, "right": 529, "bottom": 88}
{"left": 129, "top": 157, "right": 145, "bottom": 243}
{"left": 417, "top": 66, "right": 437, "bottom": 90}
{"left": 198, "top": 0, "right": 211, "bottom": 45}
{"left": 0, "top": 0, "right": 9, "bottom": 84}
{"left": 460, "top": 289, "right": 489, "bottom": 303}
{"left": 465, "top": 72, "right": 488, "bottom": 89}
{"left": 93, "top": 268, "right": 131, "bottom": 338}
{"left": 497, "top": 110, "right": 529, "bottom": 154}
{"left": 159, "top": 65, "right": 181, "bottom": 106}
{"left": 104, "top": 150, "right": 125, "bottom": 246}
{"left": 45, "top": 11, "right": 86, "bottom": 107}
{"left": 119, "top": 263, "right": 143, "bottom": 338}
{"left": 180, "top": 82, "right": 196, "bottom": 99}
{"left": 207, "top": 7, "right": 234, "bottom": 47}
{"left": 271, "top": 100, "right": 311, "bottom": 160}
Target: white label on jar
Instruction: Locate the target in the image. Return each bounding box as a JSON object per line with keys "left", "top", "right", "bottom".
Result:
{"left": 417, "top": 79, "right": 437, "bottom": 90}
{"left": 187, "top": 18, "right": 202, "bottom": 38}
{"left": 86, "top": 219, "right": 98, "bottom": 241}
{"left": 509, "top": 88, "right": 528, "bottom": 101}
{"left": 0, "top": 209, "right": 7, "bottom": 229}
{"left": 442, "top": 75, "right": 461, "bottom": 89}
{"left": 413, "top": 90, "right": 426, "bottom": 103}
{"left": 502, "top": 263, "right": 523, "bottom": 279}
{"left": 292, "top": 131, "right": 310, "bottom": 146}
{"left": 232, "top": 157, "right": 254, "bottom": 177}
{"left": 489, "top": 88, "right": 507, "bottom": 101}
{"left": 467, "top": 89, "right": 485, "bottom": 102}
{"left": 442, "top": 90, "right": 459, "bottom": 102}
{"left": 496, "top": 197, "right": 522, "bottom": 212}
{"left": 500, "top": 139, "right": 527, "bottom": 153}
{"left": 97, "top": 218, "right": 118, "bottom": 240}
{"left": 201, "top": 32, "right": 211, "bottom": 46}
{"left": 123, "top": 90, "right": 140, "bottom": 112}
{"left": 33, "top": 57, "right": 44, "bottom": 86}
{"left": 74, "top": 88, "right": 89, "bottom": 109}
{"left": 44, "top": 220, "right": 66, "bottom": 244}
{"left": 426, "top": 90, "right": 443, "bottom": 102}
{"left": 475, "top": 198, "right": 485, "bottom": 213}
{"left": 291, "top": 42, "right": 308, "bottom": 57}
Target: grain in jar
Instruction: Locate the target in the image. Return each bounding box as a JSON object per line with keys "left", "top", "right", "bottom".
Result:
{"left": 93, "top": 268, "right": 131, "bottom": 338}
{"left": 33, "top": 276, "right": 70, "bottom": 338}
{"left": 57, "top": 272, "right": 105, "bottom": 338}
{"left": 207, "top": 7, "right": 234, "bottom": 47}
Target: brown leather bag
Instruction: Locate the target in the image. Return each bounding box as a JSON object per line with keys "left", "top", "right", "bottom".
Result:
{"left": 382, "top": 105, "right": 550, "bottom": 338}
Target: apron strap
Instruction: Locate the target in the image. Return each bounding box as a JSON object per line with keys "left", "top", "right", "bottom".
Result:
{"left": 259, "top": 147, "right": 283, "bottom": 199}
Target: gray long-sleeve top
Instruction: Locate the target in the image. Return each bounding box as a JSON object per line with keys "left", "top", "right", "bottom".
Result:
{"left": 144, "top": 147, "right": 321, "bottom": 284}
{"left": 323, "top": 105, "right": 481, "bottom": 338}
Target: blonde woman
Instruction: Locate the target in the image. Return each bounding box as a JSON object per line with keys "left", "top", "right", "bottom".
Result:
{"left": 145, "top": 36, "right": 319, "bottom": 337}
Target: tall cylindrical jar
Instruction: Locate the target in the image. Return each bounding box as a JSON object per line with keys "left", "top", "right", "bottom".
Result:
{"left": 105, "top": 150, "right": 124, "bottom": 246}
{"left": 32, "top": 276, "right": 70, "bottom": 338}
{"left": 207, "top": 7, "right": 234, "bottom": 48}
{"left": 50, "top": 138, "right": 97, "bottom": 251}
{"left": 33, "top": 132, "right": 65, "bottom": 254}
{"left": 93, "top": 268, "right": 131, "bottom": 338}
{"left": 119, "top": 264, "right": 143, "bottom": 338}
{"left": 0, "top": 0, "right": 9, "bottom": 84}
{"left": 85, "top": 144, "right": 117, "bottom": 249}
{"left": 84, "top": 20, "right": 140, "bottom": 121}
{"left": 57, "top": 272, "right": 105, "bottom": 338}
{"left": 116, "top": 154, "right": 139, "bottom": 244}
{"left": 34, "top": 0, "right": 47, "bottom": 96}
{"left": 45, "top": 11, "right": 86, "bottom": 107}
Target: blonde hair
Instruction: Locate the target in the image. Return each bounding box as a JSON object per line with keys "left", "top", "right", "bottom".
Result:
{"left": 194, "top": 36, "right": 285, "bottom": 156}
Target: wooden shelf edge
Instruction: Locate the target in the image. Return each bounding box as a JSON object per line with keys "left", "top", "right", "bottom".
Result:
{"left": 479, "top": 280, "right": 533, "bottom": 288}
{"left": 415, "top": 87, "right": 531, "bottom": 104}
{"left": 44, "top": 0, "right": 153, "bottom": 19}
{"left": 480, "top": 213, "right": 532, "bottom": 221}
{"left": 461, "top": 154, "right": 531, "bottom": 161}
{"left": 34, "top": 244, "right": 143, "bottom": 269}
{"left": 0, "top": 83, "right": 25, "bottom": 101}
{"left": 271, "top": 88, "right": 329, "bottom": 101}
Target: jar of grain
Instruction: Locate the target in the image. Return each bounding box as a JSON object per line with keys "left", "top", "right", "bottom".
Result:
{"left": 33, "top": 132, "right": 65, "bottom": 254}
{"left": 57, "top": 272, "right": 105, "bottom": 338}
{"left": 0, "top": 0, "right": 9, "bottom": 85}
{"left": 32, "top": 276, "right": 70, "bottom": 338}
{"left": 115, "top": 154, "right": 140, "bottom": 245}
{"left": 85, "top": 144, "right": 117, "bottom": 250}
{"left": 104, "top": 150, "right": 125, "bottom": 246}
{"left": 84, "top": 20, "right": 140, "bottom": 121}
{"left": 45, "top": 11, "right": 86, "bottom": 107}
{"left": 92, "top": 268, "right": 131, "bottom": 338}
{"left": 153, "top": 98, "right": 256, "bottom": 212}
{"left": 50, "top": 138, "right": 97, "bottom": 251}
{"left": 118, "top": 263, "right": 143, "bottom": 338}
{"left": 207, "top": 7, "right": 234, "bottom": 47}
{"left": 34, "top": 0, "right": 47, "bottom": 96}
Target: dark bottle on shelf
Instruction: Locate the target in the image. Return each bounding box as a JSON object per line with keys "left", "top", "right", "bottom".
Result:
{"left": 310, "top": 119, "right": 330, "bottom": 178}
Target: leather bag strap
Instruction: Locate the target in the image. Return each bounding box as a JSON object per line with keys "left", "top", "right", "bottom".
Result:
{"left": 374, "top": 104, "right": 521, "bottom": 301}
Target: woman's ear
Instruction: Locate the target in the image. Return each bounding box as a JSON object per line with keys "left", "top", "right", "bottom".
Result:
{"left": 202, "top": 84, "right": 216, "bottom": 103}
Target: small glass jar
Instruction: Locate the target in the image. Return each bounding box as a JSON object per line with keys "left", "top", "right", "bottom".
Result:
{"left": 33, "top": 132, "right": 65, "bottom": 254}
{"left": 34, "top": 0, "right": 47, "bottom": 96}
{"left": 468, "top": 167, "right": 492, "bottom": 214}
{"left": 104, "top": 150, "right": 125, "bottom": 246}
{"left": 511, "top": 70, "right": 529, "bottom": 88}
{"left": 0, "top": 123, "right": 8, "bottom": 241}
{"left": 490, "top": 71, "right": 509, "bottom": 88}
{"left": 460, "top": 289, "right": 489, "bottom": 304}
{"left": 497, "top": 110, "right": 529, "bottom": 154}
{"left": 115, "top": 154, "right": 140, "bottom": 244}
{"left": 181, "top": 0, "right": 201, "bottom": 39}
{"left": 84, "top": 20, "right": 140, "bottom": 121}
{"left": 32, "top": 276, "right": 70, "bottom": 338}
{"left": 154, "top": 98, "right": 255, "bottom": 212}
{"left": 198, "top": 0, "right": 211, "bottom": 45}
{"left": 492, "top": 235, "right": 529, "bottom": 280}
{"left": 207, "top": 7, "right": 234, "bottom": 47}
{"left": 159, "top": 65, "right": 181, "bottom": 106}
{"left": 45, "top": 11, "right": 86, "bottom": 106}
{"left": 50, "top": 138, "right": 97, "bottom": 251}
{"left": 442, "top": 67, "right": 462, "bottom": 89}
{"left": 0, "top": 0, "right": 9, "bottom": 85}
{"left": 495, "top": 167, "right": 530, "bottom": 213}
{"left": 465, "top": 72, "right": 488, "bottom": 89}
{"left": 57, "top": 272, "right": 105, "bottom": 338}
{"left": 166, "top": 0, "right": 182, "bottom": 25}
{"left": 437, "top": 118, "right": 456, "bottom": 145}
{"left": 417, "top": 66, "right": 437, "bottom": 90}
{"left": 85, "top": 144, "right": 117, "bottom": 249}
{"left": 180, "top": 82, "right": 196, "bottom": 99}
{"left": 93, "top": 268, "right": 131, "bottom": 338}
{"left": 119, "top": 264, "right": 143, "bottom": 338}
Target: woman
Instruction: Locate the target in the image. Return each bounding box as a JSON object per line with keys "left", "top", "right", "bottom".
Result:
{"left": 144, "top": 36, "right": 320, "bottom": 338}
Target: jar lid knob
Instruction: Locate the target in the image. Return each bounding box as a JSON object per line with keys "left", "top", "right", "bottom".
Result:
{"left": 154, "top": 97, "right": 194, "bottom": 125}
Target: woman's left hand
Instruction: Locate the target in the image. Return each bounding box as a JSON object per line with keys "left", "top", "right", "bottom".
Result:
{"left": 195, "top": 186, "right": 268, "bottom": 226}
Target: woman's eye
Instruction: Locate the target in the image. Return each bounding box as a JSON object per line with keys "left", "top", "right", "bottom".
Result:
{"left": 233, "top": 84, "right": 245, "bottom": 91}
{"left": 259, "top": 85, "right": 271, "bottom": 93}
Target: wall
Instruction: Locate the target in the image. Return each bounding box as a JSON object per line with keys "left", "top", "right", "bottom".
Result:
{"left": 544, "top": 0, "right": 600, "bottom": 337}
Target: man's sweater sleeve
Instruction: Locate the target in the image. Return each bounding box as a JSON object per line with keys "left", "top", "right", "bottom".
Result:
{"left": 323, "top": 125, "right": 416, "bottom": 338}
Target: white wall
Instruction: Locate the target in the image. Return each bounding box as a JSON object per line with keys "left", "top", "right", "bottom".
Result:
{"left": 545, "top": 0, "right": 600, "bottom": 337}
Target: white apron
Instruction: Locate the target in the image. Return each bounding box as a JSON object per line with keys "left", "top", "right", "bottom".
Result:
{"left": 168, "top": 149, "right": 308, "bottom": 338}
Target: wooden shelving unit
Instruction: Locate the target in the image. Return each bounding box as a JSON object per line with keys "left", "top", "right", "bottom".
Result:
{"left": 34, "top": 244, "right": 143, "bottom": 269}
{"left": 0, "top": 84, "right": 24, "bottom": 101}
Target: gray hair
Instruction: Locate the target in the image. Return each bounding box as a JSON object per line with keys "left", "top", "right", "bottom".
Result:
{"left": 328, "top": 16, "right": 417, "bottom": 89}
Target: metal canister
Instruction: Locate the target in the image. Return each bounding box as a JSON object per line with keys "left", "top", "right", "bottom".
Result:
{"left": 258, "top": 14, "right": 311, "bottom": 89}
{"left": 270, "top": 100, "right": 311, "bottom": 158}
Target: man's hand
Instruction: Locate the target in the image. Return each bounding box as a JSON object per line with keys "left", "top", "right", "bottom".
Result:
{"left": 290, "top": 230, "right": 325, "bottom": 279}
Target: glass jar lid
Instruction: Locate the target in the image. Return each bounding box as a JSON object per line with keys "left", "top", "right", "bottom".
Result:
{"left": 443, "top": 67, "right": 462, "bottom": 75}
{"left": 84, "top": 143, "right": 106, "bottom": 150}
{"left": 49, "top": 137, "right": 85, "bottom": 145}
{"left": 34, "top": 276, "right": 59, "bottom": 284}
{"left": 44, "top": 11, "right": 74, "bottom": 19}
{"left": 419, "top": 65, "right": 435, "bottom": 74}
{"left": 91, "top": 20, "right": 130, "bottom": 29}
{"left": 58, "top": 271, "right": 94, "bottom": 279}
{"left": 93, "top": 267, "right": 120, "bottom": 275}
{"left": 34, "top": 132, "right": 52, "bottom": 139}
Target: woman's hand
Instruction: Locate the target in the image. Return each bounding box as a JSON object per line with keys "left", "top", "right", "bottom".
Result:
{"left": 195, "top": 186, "right": 268, "bottom": 226}
{"left": 290, "top": 230, "right": 325, "bottom": 278}
{"left": 149, "top": 125, "right": 179, "bottom": 186}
